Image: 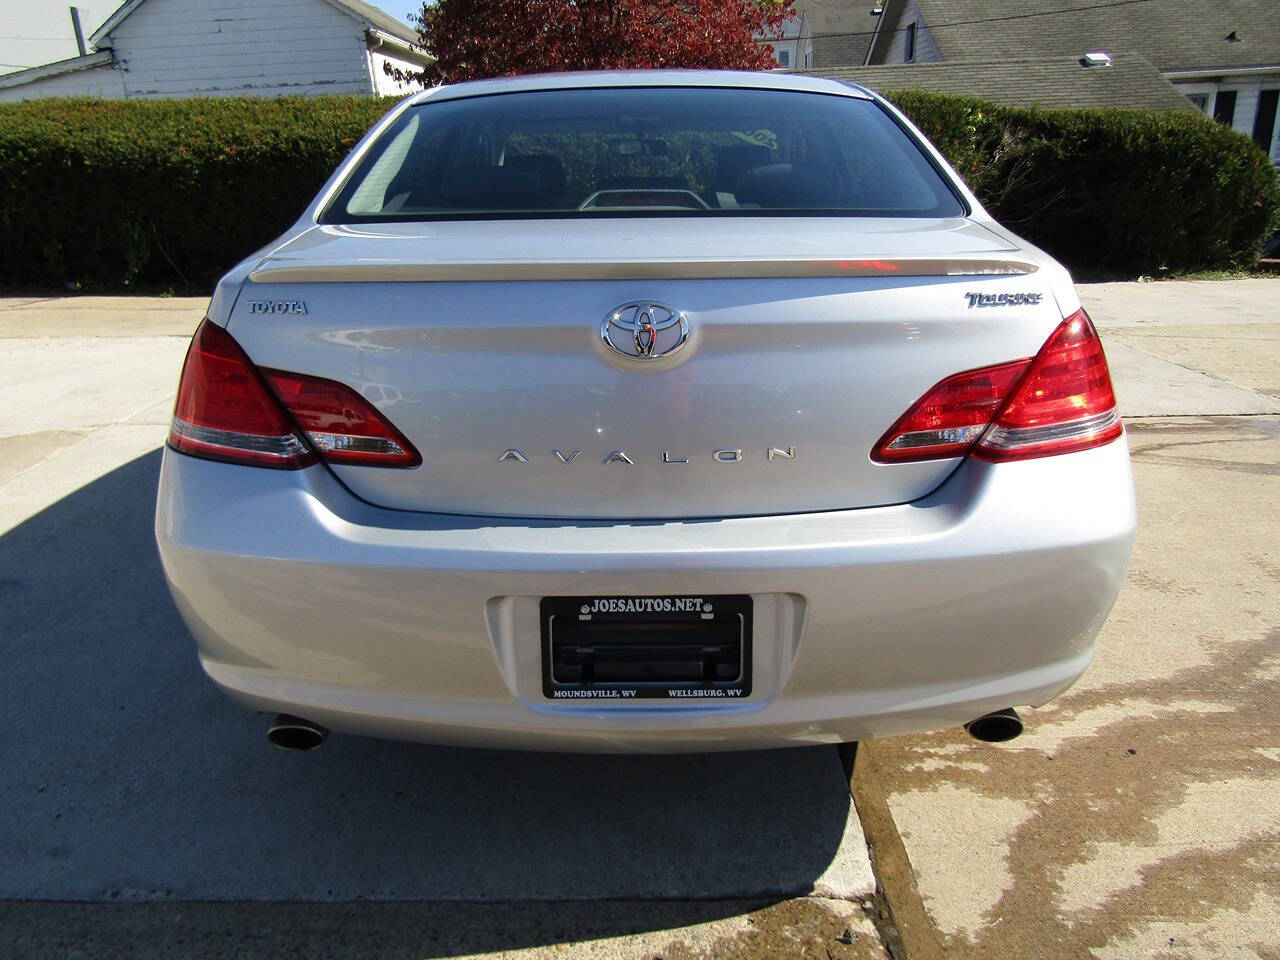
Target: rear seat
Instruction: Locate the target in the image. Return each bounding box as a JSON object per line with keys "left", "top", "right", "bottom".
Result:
{"left": 440, "top": 167, "right": 546, "bottom": 209}
{"left": 505, "top": 154, "right": 566, "bottom": 201}
{"left": 735, "top": 162, "right": 834, "bottom": 207}
{"left": 713, "top": 145, "right": 773, "bottom": 195}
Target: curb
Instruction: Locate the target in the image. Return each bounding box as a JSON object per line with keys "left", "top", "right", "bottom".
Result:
{"left": 841, "top": 742, "right": 945, "bottom": 960}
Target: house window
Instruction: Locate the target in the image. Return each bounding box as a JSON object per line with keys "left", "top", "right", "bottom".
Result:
{"left": 905, "top": 22, "right": 917, "bottom": 62}
{"left": 1254, "top": 89, "right": 1279, "bottom": 150}
{"left": 1186, "top": 93, "right": 1209, "bottom": 113}
{"left": 777, "top": 49, "right": 790, "bottom": 68}
{"left": 1213, "top": 89, "right": 1237, "bottom": 125}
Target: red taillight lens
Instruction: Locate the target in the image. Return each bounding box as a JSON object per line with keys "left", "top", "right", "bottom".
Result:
{"left": 169, "top": 319, "right": 420, "bottom": 470}
{"left": 872, "top": 359, "right": 1031, "bottom": 462}
{"left": 872, "top": 308, "right": 1122, "bottom": 464}
{"left": 974, "top": 309, "right": 1122, "bottom": 462}
{"left": 264, "top": 371, "right": 420, "bottom": 468}
{"left": 170, "top": 320, "right": 314, "bottom": 469}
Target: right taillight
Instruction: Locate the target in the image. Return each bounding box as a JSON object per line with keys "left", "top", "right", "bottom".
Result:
{"left": 872, "top": 308, "right": 1122, "bottom": 465}
{"left": 169, "top": 319, "right": 420, "bottom": 470}
{"left": 974, "top": 309, "right": 1122, "bottom": 462}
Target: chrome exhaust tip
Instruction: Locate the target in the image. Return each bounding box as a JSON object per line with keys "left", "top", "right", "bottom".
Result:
{"left": 267, "top": 714, "right": 328, "bottom": 751}
{"left": 964, "top": 707, "right": 1023, "bottom": 743}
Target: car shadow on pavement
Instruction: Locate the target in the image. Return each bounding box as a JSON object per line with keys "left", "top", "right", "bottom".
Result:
{"left": 1, "top": 450, "right": 856, "bottom": 954}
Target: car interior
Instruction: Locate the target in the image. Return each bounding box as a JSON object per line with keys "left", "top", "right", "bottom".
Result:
{"left": 331, "top": 87, "right": 959, "bottom": 220}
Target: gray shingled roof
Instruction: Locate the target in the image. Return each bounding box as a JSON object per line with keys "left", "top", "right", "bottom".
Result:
{"left": 333, "top": 0, "right": 422, "bottom": 46}
{"left": 896, "top": 0, "right": 1280, "bottom": 72}
{"left": 804, "top": 53, "right": 1200, "bottom": 111}
{"left": 792, "top": 0, "right": 883, "bottom": 67}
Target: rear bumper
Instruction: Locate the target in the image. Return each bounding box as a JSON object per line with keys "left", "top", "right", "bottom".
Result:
{"left": 155, "top": 437, "right": 1136, "bottom": 752}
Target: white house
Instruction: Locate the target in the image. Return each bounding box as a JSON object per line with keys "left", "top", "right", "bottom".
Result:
{"left": 858, "top": 0, "right": 1280, "bottom": 170}
{"left": 771, "top": 1, "right": 885, "bottom": 71}
{"left": 0, "top": 0, "right": 430, "bottom": 102}
{"left": 770, "top": 9, "right": 812, "bottom": 71}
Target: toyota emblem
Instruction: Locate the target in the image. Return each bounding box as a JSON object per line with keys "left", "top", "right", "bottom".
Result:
{"left": 601, "top": 302, "right": 689, "bottom": 361}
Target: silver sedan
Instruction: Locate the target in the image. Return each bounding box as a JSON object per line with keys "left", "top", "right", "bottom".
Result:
{"left": 155, "top": 71, "right": 1135, "bottom": 752}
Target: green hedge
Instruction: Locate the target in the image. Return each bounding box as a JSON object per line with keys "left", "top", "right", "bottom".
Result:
{"left": 0, "top": 96, "right": 394, "bottom": 292}
{"left": 0, "top": 91, "right": 1276, "bottom": 291}
{"left": 887, "top": 90, "right": 1280, "bottom": 275}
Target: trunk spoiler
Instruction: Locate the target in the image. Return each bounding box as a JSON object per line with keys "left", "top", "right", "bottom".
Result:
{"left": 248, "top": 257, "right": 1038, "bottom": 284}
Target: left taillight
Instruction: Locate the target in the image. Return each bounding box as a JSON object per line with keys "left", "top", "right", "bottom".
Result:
{"left": 169, "top": 319, "right": 419, "bottom": 470}
{"left": 170, "top": 320, "right": 315, "bottom": 469}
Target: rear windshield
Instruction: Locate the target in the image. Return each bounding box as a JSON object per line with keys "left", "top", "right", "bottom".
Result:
{"left": 322, "top": 86, "right": 966, "bottom": 223}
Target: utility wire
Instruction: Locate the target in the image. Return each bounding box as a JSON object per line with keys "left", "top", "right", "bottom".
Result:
{"left": 756, "top": 0, "right": 1163, "bottom": 43}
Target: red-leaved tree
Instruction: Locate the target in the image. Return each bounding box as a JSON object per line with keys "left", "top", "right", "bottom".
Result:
{"left": 395, "top": 0, "right": 795, "bottom": 86}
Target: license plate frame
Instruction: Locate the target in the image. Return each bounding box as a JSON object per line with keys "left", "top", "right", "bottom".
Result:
{"left": 540, "top": 594, "right": 753, "bottom": 701}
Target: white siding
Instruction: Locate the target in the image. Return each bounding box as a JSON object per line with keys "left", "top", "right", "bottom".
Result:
{"left": 1171, "top": 74, "right": 1280, "bottom": 168}
{"left": 1261, "top": 86, "right": 1280, "bottom": 173}
{"left": 770, "top": 15, "right": 813, "bottom": 71}
{"left": 105, "top": 0, "right": 372, "bottom": 98}
{"left": 1273, "top": 94, "right": 1280, "bottom": 172}
{"left": 369, "top": 48, "right": 421, "bottom": 98}
{"left": 1231, "top": 84, "right": 1280, "bottom": 170}
{"left": 1171, "top": 80, "right": 1216, "bottom": 115}
{"left": 1231, "top": 86, "right": 1259, "bottom": 137}
{"left": 0, "top": 63, "right": 126, "bottom": 102}
{"left": 883, "top": 0, "right": 940, "bottom": 64}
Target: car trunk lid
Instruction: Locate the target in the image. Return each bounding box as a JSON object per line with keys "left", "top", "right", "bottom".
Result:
{"left": 229, "top": 218, "right": 1063, "bottom": 519}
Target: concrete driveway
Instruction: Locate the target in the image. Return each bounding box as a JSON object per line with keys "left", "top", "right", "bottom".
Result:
{"left": 1, "top": 280, "right": 1277, "bottom": 958}
{"left": 857, "top": 280, "right": 1280, "bottom": 959}
{"left": 0, "top": 298, "right": 883, "bottom": 957}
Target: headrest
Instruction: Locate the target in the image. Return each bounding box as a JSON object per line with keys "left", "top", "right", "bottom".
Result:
{"left": 505, "top": 153, "right": 565, "bottom": 196}
{"left": 441, "top": 167, "right": 546, "bottom": 208}
{"left": 734, "top": 163, "right": 831, "bottom": 207}
{"left": 714, "top": 144, "right": 774, "bottom": 189}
